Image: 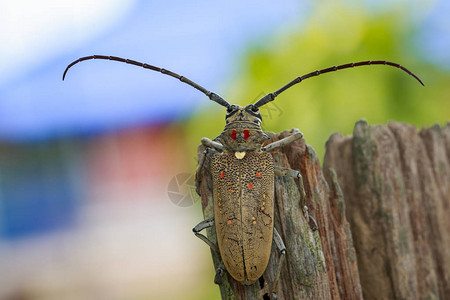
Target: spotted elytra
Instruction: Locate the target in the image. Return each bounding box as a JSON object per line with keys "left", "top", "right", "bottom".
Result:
{"left": 63, "top": 56, "right": 423, "bottom": 298}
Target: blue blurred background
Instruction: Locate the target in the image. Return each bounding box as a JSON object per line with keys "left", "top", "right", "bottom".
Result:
{"left": 0, "top": 0, "right": 448, "bottom": 299}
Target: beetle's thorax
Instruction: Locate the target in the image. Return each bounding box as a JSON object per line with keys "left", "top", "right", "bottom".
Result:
{"left": 215, "top": 104, "right": 270, "bottom": 155}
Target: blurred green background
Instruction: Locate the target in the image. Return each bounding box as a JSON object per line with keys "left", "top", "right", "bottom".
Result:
{"left": 185, "top": 3, "right": 449, "bottom": 297}
{"left": 186, "top": 1, "right": 448, "bottom": 162}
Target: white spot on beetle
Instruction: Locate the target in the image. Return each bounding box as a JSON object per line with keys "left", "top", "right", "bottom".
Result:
{"left": 235, "top": 151, "right": 246, "bottom": 159}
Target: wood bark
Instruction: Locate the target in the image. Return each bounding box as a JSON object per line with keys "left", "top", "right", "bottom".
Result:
{"left": 323, "top": 121, "right": 450, "bottom": 300}
{"left": 196, "top": 121, "right": 450, "bottom": 299}
{"left": 197, "top": 130, "right": 362, "bottom": 299}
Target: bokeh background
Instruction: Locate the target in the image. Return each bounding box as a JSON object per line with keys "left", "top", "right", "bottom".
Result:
{"left": 0, "top": 0, "right": 448, "bottom": 299}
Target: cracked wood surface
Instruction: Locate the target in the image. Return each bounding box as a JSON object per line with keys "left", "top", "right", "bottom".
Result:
{"left": 324, "top": 121, "right": 450, "bottom": 300}
{"left": 197, "top": 130, "right": 361, "bottom": 300}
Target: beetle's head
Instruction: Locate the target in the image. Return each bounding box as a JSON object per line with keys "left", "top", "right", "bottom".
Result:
{"left": 216, "top": 104, "right": 270, "bottom": 151}
{"left": 225, "top": 104, "right": 262, "bottom": 126}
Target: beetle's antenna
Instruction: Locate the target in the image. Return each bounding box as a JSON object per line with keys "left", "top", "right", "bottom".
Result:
{"left": 63, "top": 55, "right": 231, "bottom": 109}
{"left": 253, "top": 60, "right": 424, "bottom": 108}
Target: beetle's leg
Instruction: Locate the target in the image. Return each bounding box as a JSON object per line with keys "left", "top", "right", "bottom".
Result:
{"left": 195, "top": 145, "right": 220, "bottom": 195}
{"left": 273, "top": 166, "right": 318, "bottom": 231}
{"left": 303, "top": 206, "right": 318, "bottom": 231}
{"left": 192, "top": 217, "right": 219, "bottom": 253}
{"left": 195, "top": 148, "right": 210, "bottom": 195}
{"left": 193, "top": 218, "right": 227, "bottom": 285}
{"left": 193, "top": 217, "right": 215, "bottom": 231}
{"left": 263, "top": 129, "right": 303, "bottom": 152}
{"left": 274, "top": 165, "right": 301, "bottom": 179}
{"left": 201, "top": 137, "right": 224, "bottom": 152}
{"left": 214, "top": 261, "right": 226, "bottom": 284}
{"left": 271, "top": 227, "right": 286, "bottom": 299}
{"left": 195, "top": 138, "right": 223, "bottom": 195}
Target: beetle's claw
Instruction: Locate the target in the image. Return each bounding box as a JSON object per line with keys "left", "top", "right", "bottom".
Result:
{"left": 214, "top": 265, "right": 225, "bottom": 284}
{"left": 309, "top": 215, "right": 318, "bottom": 231}
{"left": 303, "top": 205, "right": 318, "bottom": 231}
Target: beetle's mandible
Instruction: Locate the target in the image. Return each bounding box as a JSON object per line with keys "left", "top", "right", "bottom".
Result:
{"left": 63, "top": 56, "right": 423, "bottom": 297}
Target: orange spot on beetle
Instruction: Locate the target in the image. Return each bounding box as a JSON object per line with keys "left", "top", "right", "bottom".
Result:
{"left": 228, "top": 182, "right": 232, "bottom": 185}
{"left": 252, "top": 217, "right": 256, "bottom": 220}
{"left": 219, "top": 211, "right": 223, "bottom": 214}
{"left": 229, "top": 189, "right": 233, "bottom": 193}
{"left": 253, "top": 221, "right": 257, "bottom": 225}
{"left": 261, "top": 207, "right": 265, "bottom": 211}
{"left": 220, "top": 171, "right": 225, "bottom": 178}
{"left": 256, "top": 172, "right": 261, "bottom": 178}
{"left": 262, "top": 194, "right": 266, "bottom": 199}
{"left": 227, "top": 220, "right": 231, "bottom": 225}
{"left": 218, "top": 202, "right": 222, "bottom": 207}
{"left": 248, "top": 183, "right": 254, "bottom": 189}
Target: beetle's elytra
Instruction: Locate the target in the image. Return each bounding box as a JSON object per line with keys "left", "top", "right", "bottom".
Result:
{"left": 212, "top": 150, "right": 274, "bottom": 284}
{"left": 63, "top": 55, "right": 423, "bottom": 296}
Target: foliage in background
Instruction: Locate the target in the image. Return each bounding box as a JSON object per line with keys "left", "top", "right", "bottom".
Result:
{"left": 180, "top": 2, "right": 448, "bottom": 299}
{"left": 185, "top": 1, "right": 449, "bottom": 163}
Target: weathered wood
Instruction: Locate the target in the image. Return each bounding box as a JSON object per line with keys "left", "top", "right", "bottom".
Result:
{"left": 324, "top": 120, "right": 450, "bottom": 300}
{"left": 197, "top": 130, "right": 362, "bottom": 299}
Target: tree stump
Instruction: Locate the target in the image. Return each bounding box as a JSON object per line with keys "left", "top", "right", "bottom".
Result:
{"left": 197, "top": 130, "right": 362, "bottom": 299}
{"left": 324, "top": 120, "right": 450, "bottom": 300}
{"left": 196, "top": 121, "right": 450, "bottom": 299}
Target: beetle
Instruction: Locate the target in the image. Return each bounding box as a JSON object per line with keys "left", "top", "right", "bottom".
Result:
{"left": 63, "top": 56, "right": 423, "bottom": 297}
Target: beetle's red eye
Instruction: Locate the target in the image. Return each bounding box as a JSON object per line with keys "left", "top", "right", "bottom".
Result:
{"left": 244, "top": 130, "right": 250, "bottom": 140}
{"left": 230, "top": 130, "right": 237, "bottom": 140}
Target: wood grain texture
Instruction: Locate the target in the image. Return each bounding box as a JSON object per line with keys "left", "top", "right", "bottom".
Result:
{"left": 197, "top": 130, "right": 361, "bottom": 299}
{"left": 324, "top": 121, "right": 450, "bottom": 300}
